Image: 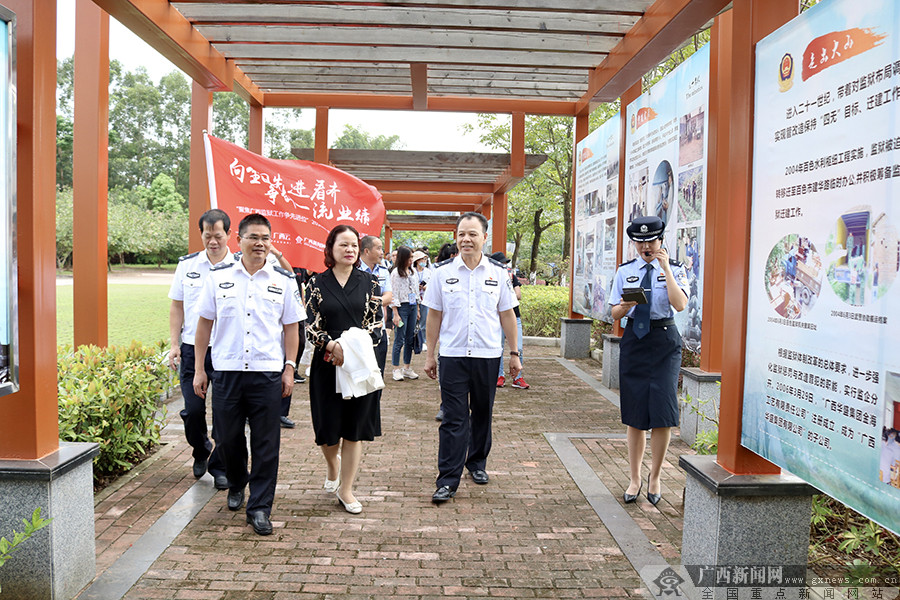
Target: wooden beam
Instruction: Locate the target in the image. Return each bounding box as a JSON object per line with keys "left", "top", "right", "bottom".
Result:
{"left": 410, "top": 63, "right": 428, "bottom": 110}
{"left": 91, "top": 0, "right": 234, "bottom": 91}
{"left": 367, "top": 180, "right": 496, "bottom": 193}
{"left": 576, "top": 0, "right": 730, "bottom": 109}
{"left": 315, "top": 106, "right": 329, "bottom": 164}
{"left": 174, "top": 0, "right": 646, "bottom": 12}
{"left": 232, "top": 65, "right": 264, "bottom": 106}
{"left": 386, "top": 222, "right": 458, "bottom": 232}
{"left": 511, "top": 112, "right": 525, "bottom": 178}
{"left": 491, "top": 192, "right": 508, "bottom": 253}
{"left": 73, "top": 0, "right": 109, "bottom": 348}
{"left": 264, "top": 92, "right": 575, "bottom": 115}
{"left": 381, "top": 192, "right": 489, "bottom": 204}
{"left": 384, "top": 202, "right": 472, "bottom": 212}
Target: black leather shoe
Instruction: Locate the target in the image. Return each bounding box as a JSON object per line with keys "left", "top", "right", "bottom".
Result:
{"left": 280, "top": 416, "right": 295, "bottom": 429}
{"left": 213, "top": 474, "right": 229, "bottom": 490}
{"left": 647, "top": 476, "right": 661, "bottom": 506}
{"left": 623, "top": 482, "right": 642, "bottom": 504}
{"left": 470, "top": 469, "right": 489, "bottom": 485}
{"left": 432, "top": 486, "right": 456, "bottom": 504}
{"left": 227, "top": 489, "right": 244, "bottom": 511}
{"left": 246, "top": 510, "right": 273, "bottom": 536}
{"left": 192, "top": 457, "right": 208, "bottom": 479}
{"left": 435, "top": 408, "right": 444, "bottom": 422}
{"left": 293, "top": 374, "right": 306, "bottom": 384}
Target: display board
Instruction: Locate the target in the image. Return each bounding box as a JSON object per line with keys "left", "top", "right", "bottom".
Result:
{"left": 0, "top": 6, "right": 16, "bottom": 397}
{"left": 572, "top": 113, "right": 621, "bottom": 321}
{"left": 745, "top": 0, "right": 900, "bottom": 535}
{"left": 622, "top": 46, "right": 709, "bottom": 351}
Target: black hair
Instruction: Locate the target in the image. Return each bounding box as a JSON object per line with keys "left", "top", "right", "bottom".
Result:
{"left": 324, "top": 224, "right": 361, "bottom": 269}
{"left": 395, "top": 246, "right": 413, "bottom": 277}
{"left": 456, "top": 211, "right": 488, "bottom": 233}
{"left": 238, "top": 213, "right": 271, "bottom": 236}
{"left": 360, "top": 235, "right": 380, "bottom": 253}
{"left": 199, "top": 208, "right": 230, "bottom": 233}
{"left": 436, "top": 243, "right": 453, "bottom": 262}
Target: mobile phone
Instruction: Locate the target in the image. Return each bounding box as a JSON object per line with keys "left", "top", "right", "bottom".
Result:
{"left": 324, "top": 350, "right": 332, "bottom": 362}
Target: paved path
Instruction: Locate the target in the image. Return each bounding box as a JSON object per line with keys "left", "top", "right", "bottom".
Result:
{"left": 81, "top": 345, "right": 694, "bottom": 599}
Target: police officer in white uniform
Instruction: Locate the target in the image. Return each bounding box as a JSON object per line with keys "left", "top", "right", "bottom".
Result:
{"left": 423, "top": 212, "right": 521, "bottom": 504}
{"left": 168, "top": 209, "right": 231, "bottom": 489}
{"left": 359, "top": 235, "right": 393, "bottom": 376}
{"left": 193, "top": 213, "right": 305, "bottom": 535}
{"left": 609, "top": 215, "right": 689, "bottom": 506}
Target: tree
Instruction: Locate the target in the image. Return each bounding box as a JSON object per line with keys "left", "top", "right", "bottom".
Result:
{"left": 140, "top": 173, "right": 185, "bottom": 214}
{"left": 333, "top": 124, "right": 403, "bottom": 150}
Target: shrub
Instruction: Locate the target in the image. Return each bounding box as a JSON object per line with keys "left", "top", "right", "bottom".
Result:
{"left": 57, "top": 341, "right": 173, "bottom": 482}
{"left": 520, "top": 285, "right": 568, "bottom": 337}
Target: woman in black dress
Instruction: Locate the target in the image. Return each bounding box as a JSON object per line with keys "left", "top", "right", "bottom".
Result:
{"left": 306, "top": 225, "right": 383, "bottom": 514}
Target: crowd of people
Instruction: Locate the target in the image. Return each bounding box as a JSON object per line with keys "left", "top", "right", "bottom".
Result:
{"left": 168, "top": 209, "right": 531, "bottom": 535}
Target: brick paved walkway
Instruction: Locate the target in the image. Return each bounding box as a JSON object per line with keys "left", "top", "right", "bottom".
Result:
{"left": 82, "top": 345, "right": 695, "bottom": 599}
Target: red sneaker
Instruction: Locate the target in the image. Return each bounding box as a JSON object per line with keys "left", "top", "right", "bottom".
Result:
{"left": 512, "top": 377, "right": 530, "bottom": 389}
{"left": 496, "top": 376, "right": 505, "bottom": 388}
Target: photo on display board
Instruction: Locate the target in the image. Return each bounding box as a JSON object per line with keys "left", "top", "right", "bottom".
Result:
{"left": 604, "top": 217, "right": 617, "bottom": 252}
{"left": 677, "top": 166, "right": 704, "bottom": 223}
{"left": 764, "top": 233, "right": 824, "bottom": 320}
{"left": 880, "top": 372, "right": 900, "bottom": 489}
{"left": 606, "top": 179, "right": 619, "bottom": 214}
{"left": 678, "top": 106, "right": 706, "bottom": 167}
{"left": 575, "top": 232, "right": 584, "bottom": 276}
{"left": 676, "top": 226, "right": 703, "bottom": 351}
{"left": 591, "top": 190, "right": 603, "bottom": 216}
{"left": 825, "top": 207, "right": 898, "bottom": 307}
{"left": 628, "top": 167, "right": 649, "bottom": 224}
{"left": 584, "top": 232, "right": 595, "bottom": 280}
{"left": 581, "top": 282, "right": 593, "bottom": 314}
{"left": 592, "top": 273, "right": 608, "bottom": 318}
{"left": 653, "top": 161, "right": 674, "bottom": 226}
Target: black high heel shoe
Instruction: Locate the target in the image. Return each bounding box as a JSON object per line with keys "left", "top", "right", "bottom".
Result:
{"left": 647, "top": 475, "right": 661, "bottom": 506}
{"left": 623, "top": 481, "right": 642, "bottom": 504}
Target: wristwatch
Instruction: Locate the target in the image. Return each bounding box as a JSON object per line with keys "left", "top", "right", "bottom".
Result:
{"left": 510, "top": 351, "right": 520, "bottom": 357}
{"left": 284, "top": 359, "right": 297, "bottom": 369}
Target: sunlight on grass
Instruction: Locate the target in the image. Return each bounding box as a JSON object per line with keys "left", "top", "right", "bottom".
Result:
{"left": 57, "top": 285, "right": 171, "bottom": 347}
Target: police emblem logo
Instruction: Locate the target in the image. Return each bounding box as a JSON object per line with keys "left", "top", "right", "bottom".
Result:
{"left": 218, "top": 282, "right": 235, "bottom": 289}
{"left": 779, "top": 53, "right": 794, "bottom": 92}
{"left": 445, "top": 278, "right": 459, "bottom": 284}
{"left": 626, "top": 275, "right": 640, "bottom": 283}
{"left": 640, "top": 224, "right": 648, "bottom": 233}
{"left": 186, "top": 271, "right": 200, "bottom": 279}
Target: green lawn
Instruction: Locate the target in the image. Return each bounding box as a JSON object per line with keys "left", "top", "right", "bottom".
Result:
{"left": 57, "top": 285, "right": 171, "bottom": 347}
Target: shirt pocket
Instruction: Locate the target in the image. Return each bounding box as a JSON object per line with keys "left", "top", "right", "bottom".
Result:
{"left": 261, "top": 292, "right": 285, "bottom": 320}
{"left": 217, "top": 289, "right": 240, "bottom": 318}
{"left": 445, "top": 284, "right": 465, "bottom": 308}
{"left": 183, "top": 278, "right": 203, "bottom": 302}
{"left": 479, "top": 286, "right": 500, "bottom": 310}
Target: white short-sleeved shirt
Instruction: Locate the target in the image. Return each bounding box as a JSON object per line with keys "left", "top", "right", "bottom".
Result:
{"left": 197, "top": 259, "right": 306, "bottom": 372}
{"left": 168, "top": 250, "right": 229, "bottom": 345}
{"left": 608, "top": 258, "right": 690, "bottom": 320}
{"left": 423, "top": 255, "right": 518, "bottom": 358}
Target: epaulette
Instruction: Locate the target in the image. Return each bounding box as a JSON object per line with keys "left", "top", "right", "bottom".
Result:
{"left": 210, "top": 261, "right": 235, "bottom": 272}
{"left": 488, "top": 258, "right": 507, "bottom": 268}
{"left": 435, "top": 258, "right": 454, "bottom": 267}
{"left": 233, "top": 251, "right": 242, "bottom": 260}
{"left": 669, "top": 258, "right": 684, "bottom": 268}
{"left": 178, "top": 251, "right": 200, "bottom": 262}
{"left": 274, "top": 266, "right": 295, "bottom": 278}
{"left": 619, "top": 258, "right": 637, "bottom": 267}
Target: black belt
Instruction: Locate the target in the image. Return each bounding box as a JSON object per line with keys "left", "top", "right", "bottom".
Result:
{"left": 627, "top": 317, "right": 675, "bottom": 329}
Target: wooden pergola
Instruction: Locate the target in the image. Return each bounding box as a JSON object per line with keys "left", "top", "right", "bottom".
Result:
{"left": 4, "top": 0, "right": 803, "bottom": 483}
{"left": 291, "top": 148, "right": 548, "bottom": 243}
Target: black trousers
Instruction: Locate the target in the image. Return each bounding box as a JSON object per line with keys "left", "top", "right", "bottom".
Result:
{"left": 436, "top": 356, "right": 501, "bottom": 490}
{"left": 375, "top": 330, "right": 387, "bottom": 375}
{"left": 178, "top": 343, "right": 226, "bottom": 477}
{"left": 211, "top": 371, "right": 282, "bottom": 515}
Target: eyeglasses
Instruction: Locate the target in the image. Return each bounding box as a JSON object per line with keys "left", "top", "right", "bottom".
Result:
{"left": 242, "top": 234, "right": 271, "bottom": 243}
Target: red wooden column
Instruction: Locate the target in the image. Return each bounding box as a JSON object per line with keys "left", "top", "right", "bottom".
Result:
{"left": 568, "top": 112, "right": 589, "bottom": 318}
{"left": 72, "top": 0, "right": 109, "bottom": 348}
{"left": 491, "top": 192, "right": 507, "bottom": 252}
{"left": 614, "top": 81, "right": 643, "bottom": 335}
{"left": 700, "top": 14, "right": 731, "bottom": 374}
{"left": 189, "top": 81, "right": 213, "bottom": 252}
{"left": 0, "top": 0, "right": 59, "bottom": 459}
{"left": 248, "top": 102, "right": 264, "bottom": 155}
{"left": 384, "top": 226, "right": 392, "bottom": 252}
{"left": 717, "top": 0, "right": 799, "bottom": 474}
{"left": 315, "top": 106, "right": 329, "bottom": 164}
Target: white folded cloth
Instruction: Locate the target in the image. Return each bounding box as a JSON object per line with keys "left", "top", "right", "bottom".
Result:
{"left": 334, "top": 327, "right": 385, "bottom": 399}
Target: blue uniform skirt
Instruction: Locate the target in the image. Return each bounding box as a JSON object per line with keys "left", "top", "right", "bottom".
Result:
{"left": 618, "top": 320, "right": 682, "bottom": 430}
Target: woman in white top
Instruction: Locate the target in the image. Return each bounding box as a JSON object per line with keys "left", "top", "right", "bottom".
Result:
{"left": 390, "top": 246, "right": 420, "bottom": 381}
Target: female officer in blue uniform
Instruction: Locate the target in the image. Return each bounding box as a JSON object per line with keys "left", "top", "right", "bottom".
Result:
{"left": 609, "top": 215, "right": 689, "bottom": 506}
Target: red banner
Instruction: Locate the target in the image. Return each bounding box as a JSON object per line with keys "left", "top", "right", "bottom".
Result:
{"left": 801, "top": 27, "right": 887, "bottom": 81}
{"left": 204, "top": 134, "right": 385, "bottom": 272}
